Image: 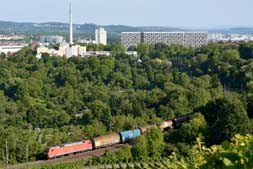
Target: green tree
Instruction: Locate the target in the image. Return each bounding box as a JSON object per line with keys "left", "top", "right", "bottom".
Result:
{"left": 88, "top": 100, "right": 112, "bottom": 126}
{"left": 83, "top": 120, "right": 107, "bottom": 138}
{"left": 110, "top": 43, "right": 125, "bottom": 55}
{"left": 146, "top": 128, "right": 165, "bottom": 159}
{"left": 201, "top": 134, "right": 253, "bottom": 169}
{"left": 222, "top": 49, "right": 240, "bottom": 61}
{"left": 168, "top": 113, "right": 207, "bottom": 144}
{"left": 0, "top": 90, "right": 7, "bottom": 114}
{"left": 239, "top": 42, "right": 253, "bottom": 59}
{"left": 132, "top": 136, "right": 148, "bottom": 161}
{"left": 137, "top": 43, "right": 150, "bottom": 58}
{"left": 246, "top": 94, "right": 253, "bottom": 118}
{"left": 204, "top": 95, "right": 252, "bottom": 144}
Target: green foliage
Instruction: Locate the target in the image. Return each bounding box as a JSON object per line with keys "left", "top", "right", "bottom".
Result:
{"left": 33, "top": 134, "right": 253, "bottom": 169}
{"left": 132, "top": 136, "right": 148, "bottom": 161}
{"left": 167, "top": 113, "right": 207, "bottom": 144}
{"left": 1, "top": 42, "right": 253, "bottom": 166}
{"left": 110, "top": 42, "right": 125, "bottom": 55}
{"left": 246, "top": 93, "right": 253, "bottom": 118}
{"left": 146, "top": 128, "right": 165, "bottom": 159}
{"left": 137, "top": 43, "right": 150, "bottom": 58}
{"left": 83, "top": 120, "right": 107, "bottom": 138}
{"left": 201, "top": 134, "right": 253, "bottom": 169}
{"left": 222, "top": 49, "right": 240, "bottom": 61}
{"left": 239, "top": 42, "right": 253, "bottom": 59}
{"left": 204, "top": 95, "right": 252, "bottom": 144}
{"left": 29, "top": 160, "right": 87, "bottom": 169}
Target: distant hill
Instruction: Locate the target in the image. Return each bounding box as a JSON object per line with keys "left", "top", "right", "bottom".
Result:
{"left": 0, "top": 21, "right": 187, "bottom": 42}
{"left": 0, "top": 21, "right": 253, "bottom": 42}
{"left": 0, "top": 21, "right": 185, "bottom": 33}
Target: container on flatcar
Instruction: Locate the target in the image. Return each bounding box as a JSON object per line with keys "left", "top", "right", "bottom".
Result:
{"left": 92, "top": 133, "right": 121, "bottom": 149}
{"left": 159, "top": 120, "right": 173, "bottom": 131}
{"left": 120, "top": 129, "right": 141, "bottom": 143}
{"left": 45, "top": 140, "right": 93, "bottom": 159}
{"left": 139, "top": 125, "right": 158, "bottom": 134}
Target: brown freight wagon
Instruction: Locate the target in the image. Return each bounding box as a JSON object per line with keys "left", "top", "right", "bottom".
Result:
{"left": 139, "top": 125, "right": 158, "bottom": 134}
{"left": 159, "top": 120, "right": 173, "bottom": 131}
{"left": 92, "top": 133, "right": 121, "bottom": 149}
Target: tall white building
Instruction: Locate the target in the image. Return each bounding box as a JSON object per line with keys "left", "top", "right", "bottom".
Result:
{"left": 95, "top": 27, "right": 107, "bottom": 45}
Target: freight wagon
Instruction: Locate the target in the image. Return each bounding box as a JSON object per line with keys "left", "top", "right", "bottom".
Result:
{"left": 173, "top": 114, "right": 192, "bottom": 128}
{"left": 139, "top": 125, "right": 158, "bottom": 134}
{"left": 120, "top": 129, "right": 141, "bottom": 143}
{"left": 159, "top": 120, "right": 173, "bottom": 131}
{"left": 92, "top": 133, "right": 121, "bottom": 149}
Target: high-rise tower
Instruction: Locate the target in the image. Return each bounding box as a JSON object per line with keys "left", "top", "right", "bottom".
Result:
{"left": 69, "top": 1, "right": 73, "bottom": 45}
{"left": 95, "top": 28, "right": 107, "bottom": 45}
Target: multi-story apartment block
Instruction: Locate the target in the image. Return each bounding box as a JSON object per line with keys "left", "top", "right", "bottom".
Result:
{"left": 121, "top": 32, "right": 208, "bottom": 49}
{"left": 95, "top": 27, "right": 107, "bottom": 45}
{"left": 121, "top": 32, "right": 142, "bottom": 48}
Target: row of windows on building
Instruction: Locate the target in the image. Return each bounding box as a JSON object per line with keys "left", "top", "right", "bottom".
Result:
{"left": 121, "top": 32, "right": 208, "bottom": 49}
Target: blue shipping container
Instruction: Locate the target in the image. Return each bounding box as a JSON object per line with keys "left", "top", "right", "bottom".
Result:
{"left": 120, "top": 129, "right": 141, "bottom": 143}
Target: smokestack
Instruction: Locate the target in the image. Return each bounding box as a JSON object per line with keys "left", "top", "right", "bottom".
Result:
{"left": 69, "top": 1, "right": 73, "bottom": 45}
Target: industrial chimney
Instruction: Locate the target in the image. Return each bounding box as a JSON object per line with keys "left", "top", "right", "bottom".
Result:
{"left": 69, "top": 1, "right": 73, "bottom": 45}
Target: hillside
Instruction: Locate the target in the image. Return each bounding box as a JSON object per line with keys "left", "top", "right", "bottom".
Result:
{"left": 0, "top": 42, "right": 253, "bottom": 168}
{"left": 1, "top": 21, "right": 253, "bottom": 42}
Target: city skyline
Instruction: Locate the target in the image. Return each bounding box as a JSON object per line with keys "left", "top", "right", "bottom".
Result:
{"left": 0, "top": 0, "right": 252, "bottom": 28}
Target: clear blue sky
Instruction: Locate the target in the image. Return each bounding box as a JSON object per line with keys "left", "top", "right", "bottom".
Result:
{"left": 0, "top": 0, "right": 252, "bottom": 27}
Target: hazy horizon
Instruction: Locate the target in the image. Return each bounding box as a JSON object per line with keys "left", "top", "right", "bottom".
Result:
{"left": 1, "top": 19, "right": 253, "bottom": 30}
{"left": 0, "top": 0, "right": 252, "bottom": 28}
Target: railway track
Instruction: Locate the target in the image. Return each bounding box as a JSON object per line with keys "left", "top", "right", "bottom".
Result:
{"left": 10, "top": 144, "right": 126, "bottom": 169}
{"left": 9, "top": 113, "right": 194, "bottom": 169}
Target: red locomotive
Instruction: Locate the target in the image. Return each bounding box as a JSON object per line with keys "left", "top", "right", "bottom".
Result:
{"left": 45, "top": 140, "right": 93, "bottom": 159}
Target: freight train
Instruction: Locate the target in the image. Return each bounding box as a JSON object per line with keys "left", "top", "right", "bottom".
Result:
{"left": 44, "top": 113, "right": 193, "bottom": 159}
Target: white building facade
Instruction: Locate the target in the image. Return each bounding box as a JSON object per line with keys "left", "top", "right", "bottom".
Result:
{"left": 95, "top": 28, "right": 107, "bottom": 45}
{"left": 121, "top": 32, "right": 208, "bottom": 49}
{"left": 0, "top": 45, "right": 26, "bottom": 54}
{"left": 37, "top": 44, "right": 86, "bottom": 58}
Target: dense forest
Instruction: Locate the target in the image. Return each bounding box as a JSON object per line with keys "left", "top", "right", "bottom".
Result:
{"left": 0, "top": 42, "right": 253, "bottom": 168}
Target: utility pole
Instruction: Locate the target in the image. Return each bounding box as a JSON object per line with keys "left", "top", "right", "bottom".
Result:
{"left": 26, "top": 143, "right": 29, "bottom": 164}
{"left": 109, "top": 122, "right": 112, "bottom": 133}
{"left": 2, "top": 149, "right": 4, "bottom": 165}
{"left": 5, "top": 139, "right": 8, "bottom": 168}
